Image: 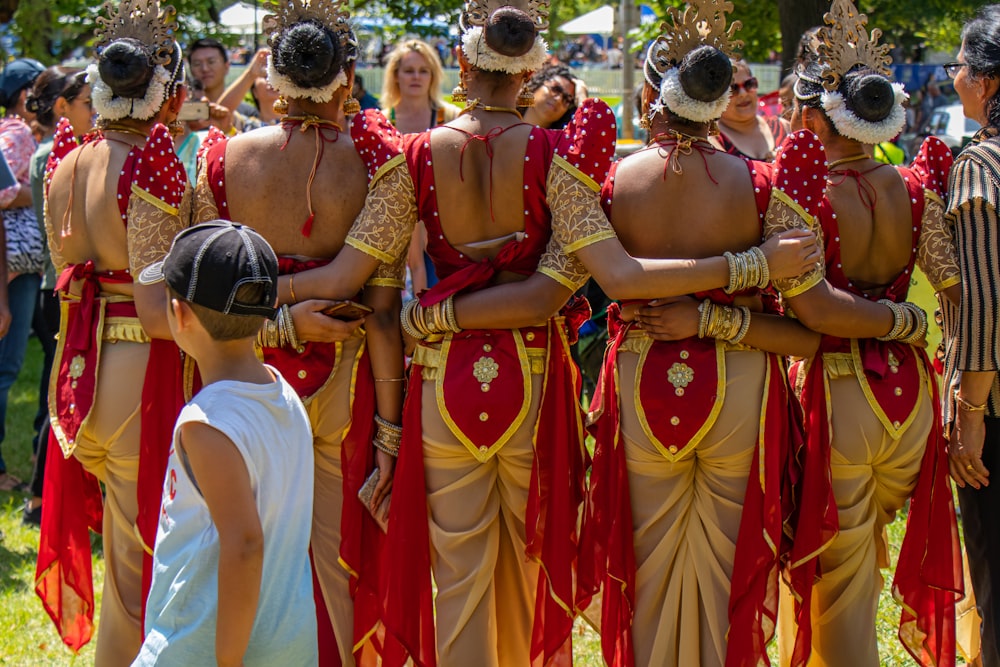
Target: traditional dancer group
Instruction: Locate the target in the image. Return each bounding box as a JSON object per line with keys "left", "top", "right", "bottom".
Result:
{"left": 27, "top": 0, "right": 1000, "bottom": 664}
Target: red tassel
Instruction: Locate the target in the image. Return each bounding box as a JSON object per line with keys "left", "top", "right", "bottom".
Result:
{"left": 302, "top": 212, "right": 315, "bottom": 237}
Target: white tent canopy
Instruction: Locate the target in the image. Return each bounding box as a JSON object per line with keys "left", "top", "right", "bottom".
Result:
{"left": 558, "top": 5, "right": 614, "bottom": 35}
{"left": 218, "top": 1, "right": 263, "bottom": 34}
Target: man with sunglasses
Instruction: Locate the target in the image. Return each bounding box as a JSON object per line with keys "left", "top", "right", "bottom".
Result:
{"left": 713, "top": 60, "right": 789, "bottom": 161}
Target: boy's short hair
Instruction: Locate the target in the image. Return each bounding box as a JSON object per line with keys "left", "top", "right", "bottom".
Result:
{"left": 139, "top": 220, "right": 279, "bottom": 342}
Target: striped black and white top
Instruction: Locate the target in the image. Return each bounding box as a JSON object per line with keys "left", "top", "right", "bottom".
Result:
{"left": 943, "top": 130, "right": 1000, "bottom": 423}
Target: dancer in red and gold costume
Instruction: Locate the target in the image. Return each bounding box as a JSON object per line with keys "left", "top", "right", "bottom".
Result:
{"left": 279, "top": 2, "right": 818, "bottom": 665}
{"left": 570, "top": 4, "right": 825, "bottom": 665}
{"left": 191, "top": 2, "right": 402, "bottom": 664}
{"left": 34, "top": 0, "right": 191, "bottom": 662}
{"left": 766, "top": 1, "right": 963, "bottom": 664}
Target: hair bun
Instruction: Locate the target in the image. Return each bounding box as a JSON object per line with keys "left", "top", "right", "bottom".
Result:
{"left": 272, "top": 20, "right": 342, "bottom": 89}
{"left": 678, "top": 45, "right": 732, "bottom": 103}
{"left": 843, "top": 72, "right": 895, "bottom": 123}
{"left": 98, "top": 38, "right": 154, "bottom": 98}
{"left": 484, "top": 7, "right": 536, "bottom": 58}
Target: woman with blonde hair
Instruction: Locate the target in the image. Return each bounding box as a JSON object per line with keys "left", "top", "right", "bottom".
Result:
{"left": 381, "top": 38, "right": 460, "bottom": 134}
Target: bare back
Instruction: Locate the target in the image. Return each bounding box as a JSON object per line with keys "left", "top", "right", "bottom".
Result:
{"left": 428, "top": 116, "right": 533, "bottom": 261}
{"left": 825, "top": 160, "right": 915, "bottom": 296}
{"left": 222, "top": 124, "right": 368, "bottom": 259}
{"left": 47, "top": 138, "right": 139, "bottom": 295}
{"left": 609, "top": 146, "right": 762, "bottom": 263}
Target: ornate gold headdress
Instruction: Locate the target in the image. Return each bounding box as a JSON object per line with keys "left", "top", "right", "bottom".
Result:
{"left": 262, "top": 0, "right": 357, "bottom": 56}
{"left": 816, "top": 0, "right": 892, "bottom": 91}
{"left": 460, "top": 0, "right": 549, "bottom": 33}
{"left": 94, "top": 0, "right": 177, "bottom": 66}
{"left": 646, "top": 0, "right": 742, "bottom": 77}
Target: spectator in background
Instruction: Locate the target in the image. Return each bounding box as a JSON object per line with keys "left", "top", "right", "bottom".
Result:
{"left": 521, "top": 64, "right": 578, "bottom": 129}
{"left": 381, "top": 39, "right": 460, "bottom": 295}
{"left": 0, "top": 58, "right": 43, "bottom": 492}
{"left": 248, "top": 76, "right": 282, "bottom": 124}
{"left": 23, "top": 66, "right": 91, "bottom": 525}
{"left": 381, "top": 39, "right": 459, "bottom": 134}
{"left": 351, "top": 74, "right": 379, "bottom": 110}
{"left": 188, "top": 37, "right": 269, "bottom": 131}
{"left": 713, "top": 60, "right": 788, "bottom": 161}
{"left": 606, "top": 37, "right": 624, "bottom": 69}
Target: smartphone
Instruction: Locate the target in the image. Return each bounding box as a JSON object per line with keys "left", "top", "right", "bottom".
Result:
{"left": 321, "top": 300, "right": 374, "bottom": 320}
{"left": 177, "top": 100, "right": 210, "bottom": 122}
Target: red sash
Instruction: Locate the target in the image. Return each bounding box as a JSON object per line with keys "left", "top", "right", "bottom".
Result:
{"left": 580, "top": 305, "right": 800, "bottom": 667}
{"left": 36, "top": 262, "right": 137, "bottom": 651}
{"left": 380, "top": 303, "right": 589, "bottom": 667}
{"left": 789, "top": 336, "right": 960, "bottom": 667}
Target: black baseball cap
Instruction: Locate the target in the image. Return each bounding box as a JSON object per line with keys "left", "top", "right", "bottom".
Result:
{"left": 0, "top": 58, "right": 44, "bottom": 107}
{"left": 139, "top": 220, "right": 278, "bottom": 318}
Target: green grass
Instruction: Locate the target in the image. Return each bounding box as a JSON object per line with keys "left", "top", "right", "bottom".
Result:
{"left": 0, "top": 335, "right": 966, "bottom": 665}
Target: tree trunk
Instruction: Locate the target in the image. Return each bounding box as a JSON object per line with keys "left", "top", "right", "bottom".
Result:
{"left": 778, "top": 0, "right": 828, "bottom": 77}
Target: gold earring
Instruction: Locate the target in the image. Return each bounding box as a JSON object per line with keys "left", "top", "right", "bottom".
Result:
{"left": 343, "top": 96, "right": 360, "bottom": 115}
{"left": 273, "top": 95, "right": 289, "bottom": 115}
{"left": 708, "top": 119, "right": 720, "bottom": 136}
{"left": 167, "top": 119, "right": 185, "bottom": 136}
{"left": 517, "top": 87, "right": 535, "bottom": 108}
{"left": 451, "top": 72, "right": 467, "bottom": 104}
{"left": 639, "top": 113, "right": 651, "bottom": 131}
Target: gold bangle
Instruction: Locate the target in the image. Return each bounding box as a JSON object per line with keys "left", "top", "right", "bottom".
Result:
{"left": 697, "top": 299, "right": 713, "bottom": 338}
{"left": 956, "top": 391, "right": 988, "bottom": 412}
{"left": 374, "top": 377, "right": 406, "bottom": 382}
{"left": 288, "top": 274, "right": 298, "bottom": 305}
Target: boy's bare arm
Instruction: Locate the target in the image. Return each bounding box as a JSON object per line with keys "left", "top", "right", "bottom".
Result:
{"left": 179, "top": 422, "right": 264, "bottom": 667}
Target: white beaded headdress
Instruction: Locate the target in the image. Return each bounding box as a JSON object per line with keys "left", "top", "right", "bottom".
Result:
{"left": 459, "top": 0, "right": 549, "bottom": 74}
{"left": 262, "top": 0, "right": 359, "bottom": 103}
{"left": 88, "top": 0, "right": 183, "bottom": 121}
{"left": 794, "top": 0, "right": 907, "bottom": 144}
{"left": 644, "top": 0, "right": 743, "bottom": 124}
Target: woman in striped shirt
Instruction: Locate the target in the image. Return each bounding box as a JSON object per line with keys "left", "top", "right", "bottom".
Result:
{"left": 944, "top": 6, "right": 1000, "bottom": 664}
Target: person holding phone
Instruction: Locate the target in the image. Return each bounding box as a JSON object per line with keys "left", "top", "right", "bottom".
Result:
{"left": 191, "top": 4, "right": 402, "bottom": 664}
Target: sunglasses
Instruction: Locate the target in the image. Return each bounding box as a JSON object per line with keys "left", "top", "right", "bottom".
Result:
{"left": 544, "top": 81, "right": 575, "bottom": 106}
{"left": 731, "top": 77, "right": 759, "bottom": 95}
{"left": 942, "top": 62, "right": 968, "bottom": 80}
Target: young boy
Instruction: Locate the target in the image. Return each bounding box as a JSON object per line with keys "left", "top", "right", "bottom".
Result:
{"left": 132, "top": 221, "right": 317, "bottom": 666}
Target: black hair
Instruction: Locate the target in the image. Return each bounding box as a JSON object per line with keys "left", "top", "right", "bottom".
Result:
{"left": 26, "top": 67, "right": 87, "bottom": 128}
{"left": 679, "top": 45, "right": 732, "bottom": 102}
{"left": 520, "top": 63, "right": 577, "bottom": 128}
{"left": 643, "top": 44, "right": 732, "bottom": 129}
{"left": 483, "top": 7, "right": 536, "bottom": 58}
{"left": 524, "top": 63, "right": 574, "bottom": 95}
{"left": 796, "top": 58, "right": 896, "bottom": 129}
{"left": 98, "top": 38, "right": 183, "bottom": 104}
{"left": 961, "top": 5, "right": 1000, "bottom": 128}
{"left": 188, "top": 38, "right": 228, "bottom": 64}
{"left": 271, "top": 19, "right": 356, "bottom": 91}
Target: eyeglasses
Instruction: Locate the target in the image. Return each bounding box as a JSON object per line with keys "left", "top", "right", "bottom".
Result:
{"left": 731, "top": 77, "right": 759, "bottom": 95}
{"left": 544, "top": 81, "right": 575, "bottom": 106}
{"left": 943, "top": 62, "right": 968, "bottom": 80}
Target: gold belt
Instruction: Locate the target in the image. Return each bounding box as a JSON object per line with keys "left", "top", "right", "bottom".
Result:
{"left": 617, "top": 329, "right": 754, "bottom": 354}
{"left": 102, "top": 317, "right": 151, "bottom": 344}
{"left": 821, "top": 352, "right": 856, "bottom": 379}
{"left": 413, "top": 342, "right": 547, "bottom": 380}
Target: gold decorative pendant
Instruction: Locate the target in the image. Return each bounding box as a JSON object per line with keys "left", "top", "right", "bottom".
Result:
{"left": 667, "top": 362, "right": 694, "bottom": 389}
{"left": 69, "top": 355, "right": 86, "bottom": 379}
{"left": 473, "top": 356, "right": 500, "bottom": 386}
